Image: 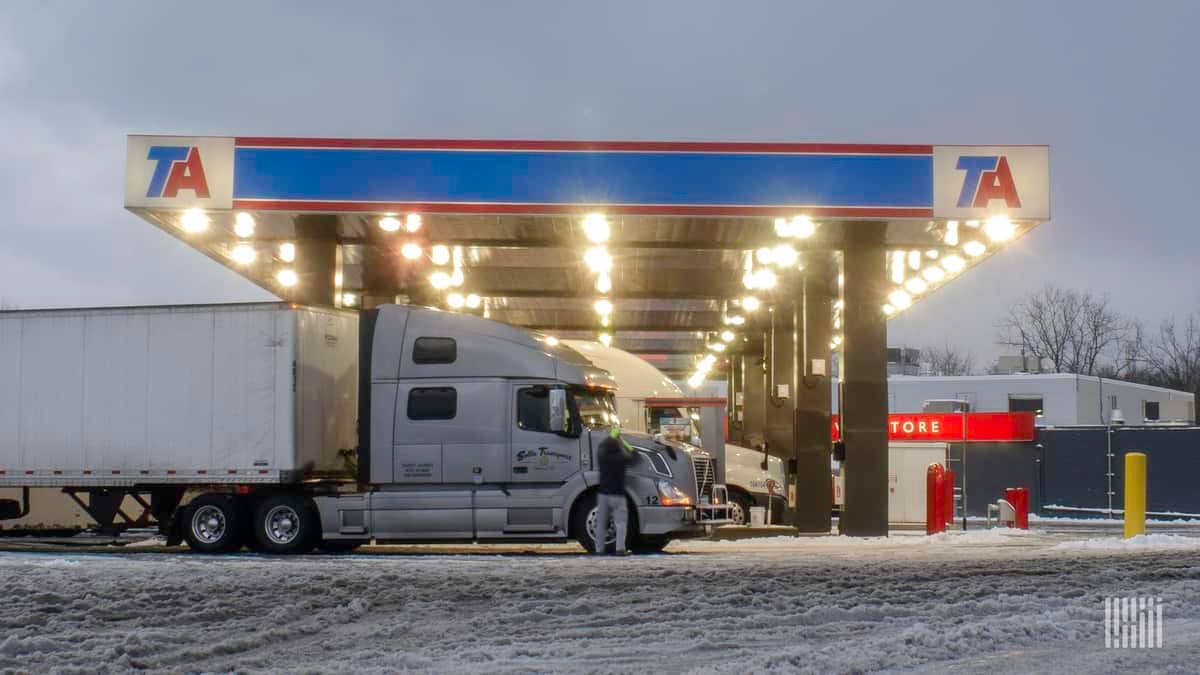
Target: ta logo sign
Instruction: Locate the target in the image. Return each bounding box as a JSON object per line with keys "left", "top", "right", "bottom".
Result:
{"left": 145, "top": 146, "right": 211, "bottom": 199}
{"left": 955, "top": 156, "right": 1021, "bottom": 209}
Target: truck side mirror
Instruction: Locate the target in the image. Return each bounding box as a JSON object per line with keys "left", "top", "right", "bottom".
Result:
{"left": 548, "top": 388, "right": 568, "bottom": 433}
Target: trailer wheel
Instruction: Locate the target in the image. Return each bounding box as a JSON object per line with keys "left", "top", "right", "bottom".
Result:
{"left": 251, "top": 496, "right": 317, "bottom": 555}
{"left": 184, "top": 495, "right": 241, "bottom": 554}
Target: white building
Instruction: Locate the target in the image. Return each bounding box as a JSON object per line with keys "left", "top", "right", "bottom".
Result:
{"left": 886, "top": 374, "right": 1195, "bottom": 426}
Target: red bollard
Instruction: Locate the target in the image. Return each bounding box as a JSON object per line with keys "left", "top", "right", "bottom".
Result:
{"left": 926, "top": 463, "right": 946, "bottom": 535}
{"left": 944, "top": 468, "right": 956, "bottom": 527}
{"left": 1004, "top": 487, "right": 1029, "bottom": 529}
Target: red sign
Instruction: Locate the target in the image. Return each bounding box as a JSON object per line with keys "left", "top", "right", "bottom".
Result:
{"left": 830, "top": 412, "right": 1034, "bottom": 443}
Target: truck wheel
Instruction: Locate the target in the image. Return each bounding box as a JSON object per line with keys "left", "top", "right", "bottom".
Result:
{"left": 251, "top": 496, "right": 318, "bottom": 555}
{"left": 572, "top": 493, "right": 633, "bottom": 554}
{"left": 184, "top": 495, "right": 241, "bottom": 554}
{"left": 729, "top": 491, "right": 754, "bottom": 526}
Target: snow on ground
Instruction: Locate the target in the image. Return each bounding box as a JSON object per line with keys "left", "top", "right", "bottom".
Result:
{"left": 2, "top": 532, "right": 1199, "bottom": 674}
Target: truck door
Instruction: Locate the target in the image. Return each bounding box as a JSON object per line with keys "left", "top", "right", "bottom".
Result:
{"left": 509, "top": 385, "right": 582, "bottom": 484}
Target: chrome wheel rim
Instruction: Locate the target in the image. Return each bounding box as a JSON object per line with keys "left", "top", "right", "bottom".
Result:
{"left": 264, "top": 505, "right": 302, "bottom": 545}
{"left": 730, "top": 501, "right": 748, "bottom": 525}
{"left": 191, "top": 505, "right": 227, "bottom": 544}
{"left": 585, "top": 506, "right": 616, "bottom": 547}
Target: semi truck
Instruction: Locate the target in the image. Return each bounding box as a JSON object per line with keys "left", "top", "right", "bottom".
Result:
{"left": 562, "top": 340, "right": 786, "bottom": 524}
{"left": 0, "top": 302, "right": 728, "bottom": 553}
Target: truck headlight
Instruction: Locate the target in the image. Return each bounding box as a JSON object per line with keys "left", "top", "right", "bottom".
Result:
{"left": 656, "top": 480, "right": 692, "bottom": 507}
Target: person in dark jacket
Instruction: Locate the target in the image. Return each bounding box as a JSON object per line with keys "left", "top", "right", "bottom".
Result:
{"left": 594, "top": 426, "right": 635, "bottom": 554}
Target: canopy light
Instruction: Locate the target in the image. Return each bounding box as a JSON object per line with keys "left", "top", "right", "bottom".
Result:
{"left": 334, "top": 272, "right": 343, "bottom": 288}
{"left": 598, "top": 333, "right": 612, "bottom": 346}
{"left": 888, "top": 289, "right": 913, "bottom": 310}
{"left": 181, "top": 208, "right": 209, "bottom": 233}
{"left": 755, "top": 247, "right": 774, "bottom": 265}
{"left": 922, "top": 266, "right": 946, "bottom": 283}
{"left": 401, "top": 242, "right": 422, "bottom": 260}
{"left": 584, "top": 246, "right": 612, "bottom": 273}
{"left": 965, "top": 220, "right": 980, "bottom": 228}
{"left": 984, "top": 215, "right": 1014, "bottom": 242}
{"left": 945, "top": 220, "right": 959, "bottom": 246}
{"left": 600, "top": 314, "right": 610, "bottom": 327}
{"left": 721, "top": 330, "right": 735, "bottom": 342}
{"left": 233, "top": 212, "right": 255, "bottom": 238}
{"left": 450, "top": 268, "right": 465, "bottom": 287}
{"left": 831, "top": 335, "right": 843, "bottom": 347}
{"left": 430, "top": 271, "right": 451, "bottom": 289}
{"left": 594, "top": 299, "right": 613, "bottom": 315}
{"left": 908, "top": 250, "right": 921, "bottom": 270}
{"left": 596, "top": 273, "right": 612, "bottom": 294}
{"left": 708, "top": 342, "right": 726, "bottom": 352}
{"left": 404, "top": 214, "right": 422, "bottom": 233}
{"left": 774, "top": 218, "right": 792, "bottom": 237}
{"left": 963, "top": 240, "right": 987, "bottom": 257}
{"left": 891, "top": 251, "right": 906, "bottom": 284}
{"left": 791, "top": 215, "right": 816, "bottom": 238}
{"left": 379, "top": 216, "right": 401, "bottom": 232}
{"left": 687, "top": 374, "right": 704, "bottom": 389}
{"left": 341, "top": 293, "right": 357, "bottom": 307}
{"left": 725, "top": 314, "right": 746, "bottom": 326}
{"left": 905, "top": 277, "right": 928, "bottom": 294}
{"left": 742, "top": 296, "right": 762, "bottom": 312}
{"left": 545, "top": 336, "right": 559, "bottom": 346}
{"left": 447, "top": 293, "right": 465, "bottom": 309}
{"left": 941, "top": 254, "right": 966, "bottom": 274}
{"left": 278, "top": 242, "right": 296, "bottom": 263}
{"left": 431, "top": 245, "right": 451, "bottom": 266}
{"left": 276, "top": 269, "right": 297, "bottom": 287}
{"left": 926, "top": 249, "right": 940, "bottom": 259}
{"left": 582, "top": 213, "right": 610, "bottom": 243}
{"left": 742, "top": 270, "right": 756, "bottom": 289}
{"left": 752, "top": 269, "right": 777, "bottom": 290}
{"left": 231, "top": 243, "right": 256, "bottom": 265}
{"left": 772, "top": 244, "right": 798, "bottom": 267}
{"left": 882, "top": 304, "right": 896, "bottom": 316}
{"left": 466, "top": 294, "right": 482, "bottom": 309}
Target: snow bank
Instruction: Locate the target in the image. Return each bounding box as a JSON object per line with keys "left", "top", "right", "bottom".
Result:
{"left": 1053, "top": 533, "right": 1200, "bottom": 551}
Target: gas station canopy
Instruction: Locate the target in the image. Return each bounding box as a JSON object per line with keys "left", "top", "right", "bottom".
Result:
{"left": 125, "top": 136, "right": 1048, "bottom": 377}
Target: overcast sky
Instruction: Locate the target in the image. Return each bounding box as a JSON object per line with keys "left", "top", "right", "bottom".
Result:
{"left": 1, "top": 1, "right": 1198, "bottom": 366}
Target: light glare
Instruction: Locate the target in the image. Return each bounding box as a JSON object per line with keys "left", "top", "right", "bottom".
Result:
{"left": 233, "top": 212, "right": 255, "bottom": 237}
{"left": 905, "top": 277, "right": 928, "bottom": 294}
{"left": 584, "top": 246, "right": 612, "bottom": 273}
{"left": 276, "top": 269, "right": 297, "bottom": 287}
{"left": 447, "top": 293, "right": 465, "bottom": 309}
{"left": 791, "top": 215, "right": 816, "bottom": 238}
{"left": 404, "top": 214, "right": 422, "bottom": 232}
{"left": 582, "top": 213, "right": 610, "bottom": 243}
{"left": 941, "top": 254, "right": 966, "bottom": 274}
{"left": 963, "top": 241, "right": 987, "bottom": 257}
{"left": 888, "top": 289, "right": 913, "bottom": 309}
{"left": 922, "top": 266, "right": 946, "bottom": 283}
{"left": 465, "top": 294, "right": 481, "bottom": 309}
{"left": 231, "top": 243, "right": 256, "bottom": 265}
{"left": 379, "top": 216, "right": 401, "bottom": 232}
{"left": 742, "top": 296, "right": 761, "bottom": 312}
{"left": 401, "top": 243, "right": 422, "bottom": 260}
{"left": 983, "top": 215, "right": 1014, "bottom": 242}
{"left": 431, "top": 245, "right": 451, "bottom": 266}
{"left": 181, "top": 209, "right": 209, "bottom": 233}
{"left": 279, "top": 242, "right": 296, "bottom": 263}
{"left": 430, "top": 271, "right": 451, "bottom": 289}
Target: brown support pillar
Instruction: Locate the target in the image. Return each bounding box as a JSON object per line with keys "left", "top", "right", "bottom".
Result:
{"left": 789, "top": 256, "right": 834, "bottom": 532}
{"left": 839, "top": 223, "right": 889, "bottom": 537}
{"left": 291, "top": 215, "right": 339, "bottom": 307}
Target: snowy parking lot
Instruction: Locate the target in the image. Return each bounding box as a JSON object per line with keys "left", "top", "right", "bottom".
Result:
{"left": 2, "top": 528, "right": 1199, "bottom": 673}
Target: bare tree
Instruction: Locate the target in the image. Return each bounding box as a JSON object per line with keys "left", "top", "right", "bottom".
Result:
{"left": 920, "top": 343, "right": 975, "bottom": 376}
{"left": 1129, "top": 314, "right": 1200, "bottom": 397}
{"left": 998, "top": 285, "right": 1128, "bottom": 375}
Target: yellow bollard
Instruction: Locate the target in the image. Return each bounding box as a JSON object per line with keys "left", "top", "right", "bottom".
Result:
{"left": 1124, "top": 452, "right": 1147, "bottom": 539}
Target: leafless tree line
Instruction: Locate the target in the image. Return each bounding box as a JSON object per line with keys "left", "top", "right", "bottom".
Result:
{"left": 986, "top": 284, "right": 1200, "bottom": 398}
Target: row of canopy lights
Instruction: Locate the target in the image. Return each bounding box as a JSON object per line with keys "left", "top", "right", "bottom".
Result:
{"left": 688, "top": 216, "right": 819, "bottom": 388}
{"left": 883, "top": 215, "right": 1015, "bottom": 316}
{"left": 582, "top": 213, "right": 615, "bottom": 346}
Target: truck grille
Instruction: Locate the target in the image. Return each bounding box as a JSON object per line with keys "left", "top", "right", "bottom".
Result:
{"left": 693, "top": 456, "right": 715, "bottom": 498}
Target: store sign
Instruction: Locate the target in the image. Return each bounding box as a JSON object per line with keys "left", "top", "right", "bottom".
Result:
{"left": 933, "top": 145, "right": 1049, "bottom": 221}
{"left": 831, "top": 412, "right": 1035, "bottom": 443}
{"left": 125, "top": 136, "right": 235, "bottom": 210}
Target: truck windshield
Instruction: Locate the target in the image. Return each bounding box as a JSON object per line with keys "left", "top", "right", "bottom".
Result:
{"left": 572, "top": 388, "right": 618, "bottom": 430}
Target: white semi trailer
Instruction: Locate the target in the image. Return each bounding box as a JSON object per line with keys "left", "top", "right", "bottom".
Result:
{"left": 0, "top": 303, "right": 726, "bottom": 553}
{"left": 562, "top": 340, "right": 786, "bottom": 524}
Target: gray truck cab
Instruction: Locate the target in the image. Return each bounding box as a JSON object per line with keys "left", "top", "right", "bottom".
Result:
{"left": 315, "top": 305, "right": 725, "bottom": 553}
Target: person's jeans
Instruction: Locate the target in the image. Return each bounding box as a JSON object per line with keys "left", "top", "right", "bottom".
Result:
{"left": 594, "top": 493, "right": 628, "bottom": 554}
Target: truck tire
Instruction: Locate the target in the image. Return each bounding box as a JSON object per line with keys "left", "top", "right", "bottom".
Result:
{"left": 251, "top": 496, "right": 318, "bottom": 555}
{"left": 183, "top": 495, "right": 241, "bottom": 554}
{"left": 728, "top": 490, "right": 754, "bottom": 526}
{"left": 572, "top": 492, "right": 634, "bottom": 554}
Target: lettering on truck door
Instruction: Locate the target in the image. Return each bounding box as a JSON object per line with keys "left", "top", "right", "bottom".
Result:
{"left": 510, "top": 385, "right": 581, "bottom": 484}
